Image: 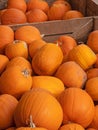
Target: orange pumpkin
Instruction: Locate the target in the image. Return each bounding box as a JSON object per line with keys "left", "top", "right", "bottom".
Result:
{"left": 28, "top": 39, "right": 47, "bottom": 58}
{"left": 55, "top": 61, "right": 87, "bottom": 88}
{"left": 31, "top": 76, "right": 65, "bottom": 97}
{"left": 0, "top": 66, "right": 32, "bottom": 99}
{"left": 16, "top": 127, "right": 48, "bottom": 130}
{"left": 87, "top": 30, "right": 98, "bottom": 53}
{"left": 0, "top": 25, "right": 14, "bottom": 53}
{"left": 6, "top": 56, "right": 33, "bottom": 75}
{"left": 85, "top": 77, "right": 98, "bottom": 101}
{"left": 27, "top": 0, "right": 49, "bottom": 14}
{"left": 59, "top": 123, "right": 85, "bottom": 130}
{"left": 14, "top": 26, "right": 42, "bottom": 44}
{"left": 89, "top": 105, "right": 98, "bottom": 129}
{"left": 5, "top": 40, "right": 28, "bottom": 59}
{"left": 1, "top": 8, "right": 27, "bottom": 25}
{"left": 32, "top": 43, "right": 63, "bottom": 75}
{"left": 58, "top": 88, "right": 94, "bottom": 128}
{"left": 6, "top": 127, "right": 16, "bottom": 130}
{"left": 14, "top": 88, "right": 63, "bottom": 130}
{"left": 26, "top": 9, "right": 48, "bottom": 23}
{"left": 86, "top": 128, "right": 97, "bottom": 130}
{"left": 0, "top": 54, "right": 9, "bottom": 74}
{"left": 63, "top": 10, "right": 84, "bottom": 20}
{"left": 94, "top": 54, "right": 98, "bottom": 67}
{"left": 7, "top": 0, "right": 27, "bottom": 12}
{"left": 0, "top": 94, "right": 18, "bottom": 129}
{"left": 86, "top": 68, "right": 98, "bottom": 79}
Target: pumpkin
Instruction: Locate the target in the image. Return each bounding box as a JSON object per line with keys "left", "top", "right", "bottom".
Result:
{"left": 28, "top": 39, "right": 47, "bottom": 58}
{"left": 16, "top": 127, "right": 48, "bottom": 130}
{"left": 32, "top": 43, "right": 63, "bottom": 75}
{"left": 26, "top": 9, "right": 48, "bottom": 23}
{"left": 0, "top": 54, "right": 9, "bottom": 74}
{"left": 5, "top": 40, "right": 28, "bottom": 59}
{"left": 0, "top": 25, "right": 14, "bottom": 53}
{"left": 94, "top": 54, "right": 98, "bottom": 67}
{"left": 7, "top": 0, "right": 27, "bottom": 13}
{"left": 88, "top": 105, "right": 98, "bottom": 129}
{"left": 85, "top": 77, "right": 98, "bottom": 101}
{"left": 14, "top": 26, "right": 42, "bottom": 44}
{"left": 0, "top": 66, "right": 32, "bottom": 99}
{"left": 86, "top": 68, "right": 98, "bottom": 79}
{"left": 63, "top": 10, "right": 84, "bottom": 20}
{"left": 86, "top": 128, "right": 97, "bottom": 130}
{"left": 59, "top": 123, "right": 85, "bottom": 130}
{"left": 6, "top": 56, "right": 33, "bottom": 75}
{"left": 27, "top": 0, "right": 49, "bottom": 14}
{"left": 58, "top": 87, "right": 95, "bottom": 128}
{"left": 55, "top": 61, "right": 87, "bottom": 88}
{"left": 87, "top": 30, "right": 98, "bottom": 53}
{"left": 47, "top": 3, "right": 67, "bottom": 20}
{"left": 67, "top": 44, "right": 97, "bottom": 70}
{"left": 31, "top": 76, "right": 65, "bottom": 97}
{"left": 0, "top": 94, "right": 18, "bottom": 129}
{"left": 6, "top": 127, "right": 16, "bottom": 130}
{"left": 1, "top": 8, "right": 27, "bottom": 25}
{"left": 14, "top": 88, "right": 63, "bottom": 130}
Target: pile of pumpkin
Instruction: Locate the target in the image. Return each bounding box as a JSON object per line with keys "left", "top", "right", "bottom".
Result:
{"left": 0, "top": 0, "right": 84, "bottom": 25}
{"left": 0, "top": 24, "right": 98, "bottom": 130}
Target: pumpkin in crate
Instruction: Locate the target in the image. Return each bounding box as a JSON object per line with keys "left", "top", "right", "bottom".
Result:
{"left": 0, "top": 66, "right": 32, "bottom": 99}
{"left": 55, "top": 61, "right": 87, "bottom": 88}
{"left": 1, "top": 8, "right": 27, "bottom": 25}
{"left": 59, "top": 123, "right": 85, "bottom": 130}
{"left": 0, "top": 25, "right": 14, "bottom": 53}
{"left": 32, "top": 43, "right": 63, "bottom": 75}
{"left": 7, "top": 0, "right": 27, "bottom": 13}
{"left": 31, "top": 76, "right": 65, "bottom": 97}
{"left": 27, "top": 0, "right": 49, "bottom": 14}
{"left": 58, "top": 87, "right": 95, "bottom": 128}
{"left": 14, "top": 88, "right": 63, "bottom": 130}
{"left": 0, "top": 94, "right": 18, "bottom": 129}
{"left": 87, "top": 30, "right": 98, "bottom": 54}
{"left": 14, "top": 26, "right": 42, "bottom": 44}
{"left": 67, "top": 44, "right": 97, "bottom": 70}
{"left": 5, "top": 40, "right": 28, "bottom": 59}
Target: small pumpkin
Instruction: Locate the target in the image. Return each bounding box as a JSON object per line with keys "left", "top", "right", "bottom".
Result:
{"left": 67, "top": 44, "right": 97, "bottom": 70}
{"left": 1, "top": 8, "right": 27, "bottom": 25}
{"left": 7, "top": 0, "right": 27, "bottom": 13}
{"left": 59, "top": 123, "right": 85, "bottom": 130}
{"left": 0, "top": 66, "right": 32, "bottom": 99}
{"left": 14, "top": 88, "right": 63, "bottom": 130}
{"left": 0, "top": 94, "right": 18, "bottom": 129}
{"left": 5, "top": 40, "right": 28, "bottom": 59}
{"left": 14, "top": 26, "right": 42, "bottom": 44}
{"left": 32, "top": 43, "right": 63, "bottom": 75}
{"left": 55, "top": 61, "right": 87, "bottom": 88}
{"left": 58, "top": 87, "right": 95, "bottom": 128}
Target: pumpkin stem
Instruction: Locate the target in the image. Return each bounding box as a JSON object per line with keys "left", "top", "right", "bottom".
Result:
{"left": 22, "top": 69, "right": 30, "bottom": 77}
{"left": 41, "top": 34, "right": 45, "bottom": 38}
{"left": 30, "top": 115, "right": 36, "bottom": 128}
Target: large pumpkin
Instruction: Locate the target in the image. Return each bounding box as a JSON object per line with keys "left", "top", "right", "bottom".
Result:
{"left": 59, "top": 123, "right": 85, "bottom": 130}
{"left": 55, "top": 61, "right": 87, "bottom": 88}
{"left": 32, "top": 43, "right": 63, "bottom": 75}
{"left": 0, "top": 66, "right": 32, "bottom": 99}
{"left": 58, "top": 88, "right": 95, "bottom": 128}
{"left": 0, "top": 94, "right": 18, "bottom": 129}
{"left": 14, "top": 88, "right": 63, "bottom": 130}
{"left": 31, "top": 76, "right": 65, "bottom": 97}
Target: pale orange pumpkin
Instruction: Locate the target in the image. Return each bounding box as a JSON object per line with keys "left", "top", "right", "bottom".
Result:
{"left": 55, "top": 61, "right": 87, "bottom": 88}
{"left": 58, "top": 87, "right": 95, "bottom": 128}
{"left": 5, "top": 40, "right": 28, "bottom": 59}
{"left": 7, "top": 0, "right": 27, "bottom": 12}
{"left": 0, "top": 25, "right": 14, "bottom": 53}
{"left": 14, "top": 26, "right": 42, "bottom": 44}
{"left": 32, "top": 43, "right": 63, "bottom": 75}
{"left": 0, "top": 94, "right": 18, "bottom": 129}
{"left": 0, "top": 66, "right": 32, "bottom": 99}
{"left": 27, "top": 0, "right": 49, "bottom": 14}
{"left": 1, "top": 8, "right": 27, "bottom": 25}
{"left": 14, "top": 88, "right": 63, "bottom": 130}
{"left": 26, "top": 9, "right": 48, "bottom": 23}
{"left": 59, "top": 123, "right": 85, "bottom": 130}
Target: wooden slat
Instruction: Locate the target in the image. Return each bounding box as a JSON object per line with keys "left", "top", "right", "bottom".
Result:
{"left": 93, "top": 16, "right": 98, "bottom": 30}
